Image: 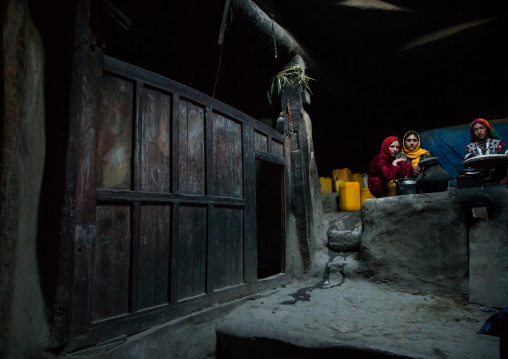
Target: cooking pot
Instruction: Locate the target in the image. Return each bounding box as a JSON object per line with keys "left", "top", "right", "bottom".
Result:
{"left": 416, "top": 157, "right": 449, "bottom": 193}
{"left": 395, "top": 177, "right": 418, "bottom": 195}
{"left": 457, "top": 167, "right": 484, "bottom": 189}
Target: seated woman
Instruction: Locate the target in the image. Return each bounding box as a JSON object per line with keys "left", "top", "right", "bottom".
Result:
{"left": 464, "top": 118, "right": 507, "bottom": 160}
{"left": 465, "top": 118, "right": 508, "bottom": 182}
{"left": 396, "top": 130, "right": 431, "bottom": 178}
{"left": 368, "top": 136, "right": 413, "bottom": 198}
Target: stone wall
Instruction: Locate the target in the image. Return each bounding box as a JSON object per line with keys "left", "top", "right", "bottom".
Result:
{"left": 0, "top": 0, "right": 48, "bottom": 357}
{"left": 359, "top": 186, "right": 508, "bottom": 305}
{"left": 359, "top": 190, "right": 469, "bottom": 293}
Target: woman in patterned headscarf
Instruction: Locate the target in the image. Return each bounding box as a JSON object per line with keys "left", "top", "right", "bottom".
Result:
{"left": 396, "top": 130, "right": 431, "bottom": 178}
{"left": 464, "top": 118, "right": 507, "bottom": 161}
{"left": 368, "top": 136, "right": 412, "bottom": 198}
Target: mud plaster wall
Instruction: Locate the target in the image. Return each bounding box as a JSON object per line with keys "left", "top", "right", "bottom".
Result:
{"left": 0, "top": 0, "right": 48, "bottom": 357}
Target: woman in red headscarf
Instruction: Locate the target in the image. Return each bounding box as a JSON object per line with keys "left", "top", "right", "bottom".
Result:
{"left": 368, "top": 136, "right": 413, "bottom": 198}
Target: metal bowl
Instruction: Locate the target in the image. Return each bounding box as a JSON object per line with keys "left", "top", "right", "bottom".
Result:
{"left": 462, "top": 154, "right": 508, "bottom": 168}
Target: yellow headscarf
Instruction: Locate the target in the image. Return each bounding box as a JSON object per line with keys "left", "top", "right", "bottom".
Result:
{"left": 401, "top": 130, "right": 430, "bottom": 167}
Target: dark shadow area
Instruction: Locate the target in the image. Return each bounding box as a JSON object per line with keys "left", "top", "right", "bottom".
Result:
{"left": 216, "top": 334, "right": 415, "bottom": 359}
{"left": 255, "top": 159, "right": 284, "bottom": 279}
{"left": 29, "top": 0, "right": 75, "bottom": 321}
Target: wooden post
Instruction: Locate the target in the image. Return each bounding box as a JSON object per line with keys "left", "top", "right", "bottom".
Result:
{"left": 280, "top": 55, "right": 314, "bottom": 270}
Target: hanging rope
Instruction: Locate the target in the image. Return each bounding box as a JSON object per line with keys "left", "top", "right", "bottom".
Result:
{"left": 270, "top": 16, "right": 278, "bottom": 59}
{"left": 213, "top": 6, "right": 233, "bottom": 99}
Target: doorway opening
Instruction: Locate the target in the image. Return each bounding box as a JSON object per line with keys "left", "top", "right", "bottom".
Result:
{"left": 255, "top": 159, "right": 285, "bottom": 279}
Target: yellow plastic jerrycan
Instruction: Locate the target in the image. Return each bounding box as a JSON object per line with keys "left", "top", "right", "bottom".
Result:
{"left": 319, "top": 177, "right": 332, "bottom": 194}
{"left": 333, "top": 178, "right": 345, "bottom": 192}
{"left": 333, "top": 168, "right": 351, "bottom": 182}
{"left": 339, "top": 182, "right": 361, "bottom": 211}
{"left": 360, "top": 187, "right": 376, "bottom": 207}
{"left": 351, "top": 173, "right": 364, "bottom": 188}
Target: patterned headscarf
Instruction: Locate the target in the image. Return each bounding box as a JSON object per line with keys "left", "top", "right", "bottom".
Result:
{"left": 470, "top": 118, "right": 501, "bottom": 142}
{"left": 380, "top": 136, "right": 401, "bottom": 160}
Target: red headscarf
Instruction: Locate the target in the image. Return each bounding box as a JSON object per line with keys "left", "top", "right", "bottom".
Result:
{"left": 380, "top": 136, "right": 401, "bottom": 160}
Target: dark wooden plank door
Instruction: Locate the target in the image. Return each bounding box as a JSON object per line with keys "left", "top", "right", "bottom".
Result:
{"left": 64, "top": 54, "right": 287, "bottom": 351}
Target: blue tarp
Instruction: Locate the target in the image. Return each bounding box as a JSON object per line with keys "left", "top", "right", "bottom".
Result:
{"left": 419, "top": 121, "right": 508, "bottom": 180}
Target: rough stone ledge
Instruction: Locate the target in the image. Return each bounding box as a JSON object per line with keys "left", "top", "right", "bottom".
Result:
{"left": 216, "top": 318, "right": 415, "bottom": 359}
{"left": 326, "top": 211, "right": 362, "bottom": 252}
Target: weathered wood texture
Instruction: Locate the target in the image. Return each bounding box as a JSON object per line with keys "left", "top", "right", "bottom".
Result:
{"left": 140, "top": 88, "right": 171, "bottom": 193}
{"left": 178, "top": 100, "right": 205, "bottom": 195}
{"left": 255, "top": 131, "right": 268, "bottom": 152}
{"left": 63, "top": 55, "right": 287, "bottom": 350}
{"left": 210, "top": 113, "right": 243, "bottom": 198}
{"left": 210, "top": 207, "right": 244, "bottom": 290}
{"left": 96, "top": 74, "right": 133, "bottom": 190}
{"left": 92, "top": 205, "right": 131, "bottom": 321}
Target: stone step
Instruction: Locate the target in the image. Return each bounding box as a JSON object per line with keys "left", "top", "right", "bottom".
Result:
{"left": 215, "top": 318, "right": 415, "bottom": 359}
{"left": 324, "top": 211, "right": 362, "bottom": 252}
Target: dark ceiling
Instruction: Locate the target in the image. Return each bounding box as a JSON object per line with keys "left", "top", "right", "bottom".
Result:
{"left": 83, "top": 1, "right": 508, "bottom": 174}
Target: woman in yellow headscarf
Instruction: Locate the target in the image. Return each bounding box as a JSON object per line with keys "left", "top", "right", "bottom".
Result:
{"left": 396, "top": 130, "right": 431, "bottom": 177}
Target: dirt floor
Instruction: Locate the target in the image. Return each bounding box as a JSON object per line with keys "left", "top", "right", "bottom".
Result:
{"left": 217, "top": 253, "right": 500, "bottom": 359}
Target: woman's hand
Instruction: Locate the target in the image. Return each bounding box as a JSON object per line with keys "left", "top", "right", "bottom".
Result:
{"left": 392, "top": 158, "right": 406, "bottom": 166}
{"left": 412, "top": 165, "right": 421, "bottom": 177}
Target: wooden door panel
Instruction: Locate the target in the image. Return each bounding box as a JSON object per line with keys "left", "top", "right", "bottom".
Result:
{"left": 210, "top": 207, "right": 244, "bottom": 290}
{"left": 178, "top": 100, "right": 205, "bottom": 195}
{"left": 255, "top": 132, "right": 268, "bottom": 152}
{"left": 176, "top": 205, "right": 207, "bottom": 301}
{"left": 271, "top": 140, "right": 284, "bottom": 158}
{"left": 210, "top": 113, "right": 243, "bottom": 198}
{"left": 96, "top": 74, "right": 134, "bottom": 190}
{"left": 64, "top": 54, "right": 287, "bottom": 350}
{"left": 140, "top": 88, "right": 171, "bottom": 193}
{"left": 92, "top": 204, "right": 131, "bottom": 322}
{"left": 138, "top": 204, "right": 171, "bottom": 309}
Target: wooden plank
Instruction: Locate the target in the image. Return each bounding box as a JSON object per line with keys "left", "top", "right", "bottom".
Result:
{"left": 283, "top": 137, "right": 291, "bottom": 272}
{"left": 242, "top": 125, "right": 257, "bottom": 283}
{"left": 171, "top": 94, "right": 180, "bottom": 193}
{"left": 96, "top": 73, "right": 134, "bottom": 190}
{"left": 103, "top": 56, "right": 285, "bottom": 142}
{"left": 154, "top": 204, "right": 171, "bottom": 305}
{"left": 138, "top": 204, "right": 171, "bottom": 309}
{"left": 254, "top": 131, "right": 268, "bottom": 153}
{"left": 210, "top": 113, "right": 243, "bottom": 198}
{"left": 205, "top": 107, "right": 213, "bottom": 196}
{"left": 178, "top": 100, "right": 205, "bottom": 195}
{"left": 271, "top": 139, "right": 284, "bottom": 158}
{"left": 134, "top": 81, "right": 143, "bottom": 191}
{"left": 169, "top": 203, "right": 179, "bottom": 304}
{"left": 224, "top": 207, "right": 243, "bottom": 287}
{"left": 255, "top": 151, "right": 285, "bottom": 166}
{"left": 211, "top": 206, "right": 225, "bottom": 290}
{"left": 131, "top": 81, "right": 142, "bottom": 313}
{"left": 206, "top": 204, "right": 213, "bottom": 294}
{"left": 67, "top": 44, "right": 103, "bottom": 336}
{"left": 96, "top": 189, "right": 244, "bottom": 206}
{"left": 176, "top": 205, "right": 207, "bottom": 301}
{"left": 92, "top": 205, "right": 131, "bottom": 321}
{"left": 130, "top": 201, "right": 140, "bottom": 312}
{"left": 140, "top": 87, "right": 171, "bottom": 193}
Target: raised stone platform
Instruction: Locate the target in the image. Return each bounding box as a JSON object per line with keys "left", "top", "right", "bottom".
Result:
{"left": 358, "top": 186, "right": 508, "bottom": 307}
